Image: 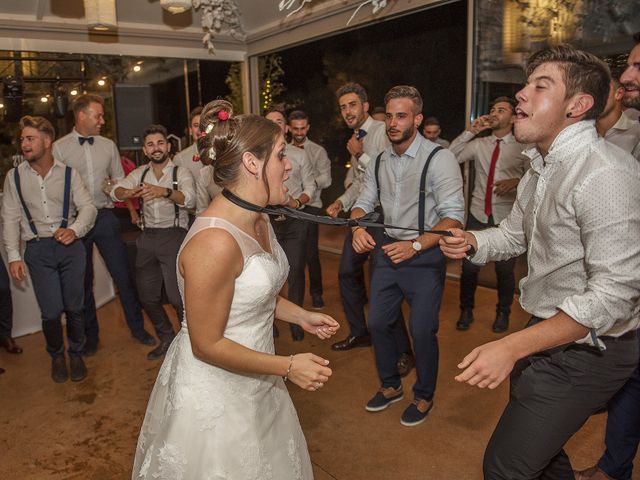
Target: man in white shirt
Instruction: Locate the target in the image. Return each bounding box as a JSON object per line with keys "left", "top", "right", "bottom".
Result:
{"left": 596, "top": 76, "right": 640, "bottom": 160}
{"left": 288, "top": 110, "right": 332, "bottom": 309}
{"left": 53, "top": 94, "right": 153, "bottom": 355}
{"left": 422, "top": 117, "right": 450, "bottom": 148}
{"left": 441, "top": 44, "right": 640, "bottom": 479}
{"left": 2, "top": 116, "right": 97, "bottom": 383}
{"left": 172, "top": 106, "right": 203, "bottom": 180}
{"left": 112, "top": 124, "right": 195, "bottom": 360}
{"left": 576, "top": 35, "right": 640, "bottom": 480}
{"left": 265, "top": 108, "right": 315, "bottom": 341}
{"left": 449, "top": 97, "right": 530, "bottom": 333}
{"left": 326, "top": 84, "right": 413, "bottom": 375}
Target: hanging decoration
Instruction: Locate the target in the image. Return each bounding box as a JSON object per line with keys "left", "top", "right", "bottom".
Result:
{"left": 160, "top": 0, "right": 192, "bottom": 14}
{"left": 278, "top": 0, "right": 390, "bottom": 25}
{"left": 83, "top": 0, "right": 118, "bottom": 31}
{"left": 193, "top": 0, "right": 244, "bottom": 54}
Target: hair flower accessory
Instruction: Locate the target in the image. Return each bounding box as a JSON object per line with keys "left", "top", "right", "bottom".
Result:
{"left": 205, "top": 124, "right": 214, "bottom": 134}
{"left": 218, "top": 110, "right": 229, "bottom": 121}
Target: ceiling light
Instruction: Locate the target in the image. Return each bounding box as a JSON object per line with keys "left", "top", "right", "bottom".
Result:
{"left": 133, "top": 65, "right": 141, "bottom": 72}
{"left": 161, "top": 0, "right": 192, "bottom": 14}
{"left": 40, "top": 96, "right": 49, "bottom": 103}
{"left": 0, "top": 103, "right": 4, "bottom": 109}
{"left": 84, "top": 0, "right": 118, "bottom": 31}
{"left": 97, "top": 79, "right": 106, "bottom": 86}
{"left": 70, "top": 89, "right": 78, "bottom": 96}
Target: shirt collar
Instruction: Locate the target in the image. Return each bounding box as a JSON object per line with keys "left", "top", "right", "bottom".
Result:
{"left": 525, "top": 121, "right": 597, "bottom": 173}
{"left": 360, "top": 115, "right": 375, "bottom": 132}
{"left": 25, "top": 158, "right": 66, "bottom": 176}
{"left": 491, "top": 132, "right": 516, "bottom": 144}
{"left": 610, "top": 112, "right": 636, "bottom": 132}
{"left": 390, "top": 133, "right": 423, "bottom": 159}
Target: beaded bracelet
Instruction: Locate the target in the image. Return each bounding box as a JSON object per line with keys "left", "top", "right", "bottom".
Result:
{"left": 283, "top": 354, "right": 294, "bottom": 382}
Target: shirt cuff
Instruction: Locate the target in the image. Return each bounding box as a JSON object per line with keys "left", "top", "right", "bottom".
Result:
{"left": 467, "top": 230, "right": 489, "bottom": 265}
{"left": 7, "top": 250, "right": 22, "bottom": 263}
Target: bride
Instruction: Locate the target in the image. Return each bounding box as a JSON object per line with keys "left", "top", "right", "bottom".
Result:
{"left": 132, "top": 99, "right": 339, "bottom": 479}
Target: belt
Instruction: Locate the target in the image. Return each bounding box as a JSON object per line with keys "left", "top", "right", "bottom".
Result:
{"left": 26, "top": 236, "right": 56, "bottom": 244}
{"left": 530, "top": 316, "right": 637, "bottom": 342}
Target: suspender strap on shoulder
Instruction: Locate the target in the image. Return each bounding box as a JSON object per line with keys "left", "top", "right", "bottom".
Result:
{"left": 172, "top": 166, "right": 179, "bottom": 227}
{"left": 418, "top": 146, "right": 443, "bottom": 235}
{"left": 138, "top": 167, "right": 150, "bottom": 229}
{"left": 13, "top": 168, "right": 39, "bottom": 238}
{"left": 60, "top": 167, "right": 72, "bottom": 229}
{"left": 374, "top": 152, "right": 384, "bottom": 201}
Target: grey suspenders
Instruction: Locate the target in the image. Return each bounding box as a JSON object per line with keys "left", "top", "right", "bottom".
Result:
{"left": 374, "top": 145, "right": 443, "bottom": 235}
{"left": 14, "top": 166, "right": 72, "bottom": 240}
{"left": 138, "top": 166, "right": 179, "bottom": 229}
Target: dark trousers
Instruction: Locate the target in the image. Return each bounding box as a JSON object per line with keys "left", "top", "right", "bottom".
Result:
{"left": 484, "top": 322, "right": 638, "bottom": 480}
{"left": 83, "top": 209, "right": 145, "bottom": 345}
{"left": 0, "top": 260, "right": 13, "bottom": 337}
{"left": 24, "top": 238, "right": 86, "bottom": 357}
{"left": 368, "top": 240, "right": 446, "bottom": 400}
{"left": 305, "top": 206, "right": 323, "bottom": 297}
{"left": 460, "top": 213, "right": 516, "bottom": 314}
{"left": 135, "top": 228, "right": 186, "bottom": 342}
{"left": 598, "top": 332, "right": 640, "bottom": 480}
{"left": 271, "top": 216, "right": 308, "bottom": 307}
{"left": 339, "top": 229, "right": 411, "bottom": 353}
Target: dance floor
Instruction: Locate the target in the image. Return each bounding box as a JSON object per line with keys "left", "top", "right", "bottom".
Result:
{"left": 1, "top": 227, "right": 637, "bottom": 479}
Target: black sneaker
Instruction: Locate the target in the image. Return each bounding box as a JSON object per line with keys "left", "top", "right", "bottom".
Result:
{"left": 147, "top": 340, "right": 172, "bottom": 360}
{"left": 365, "top": 386, "right": 404, "bottom": 412}
{"left": 311, "top": 294, "right": 325, "bottom": 310}
{"left": 132, "top": 329, "right": 156, "bottom": 346}
{"left": 457, "top": 309, "right": 474, "bottom": 331}
{"left": 69, "top": 355, "right": 88, "bottom": 382}
{"left": 83, "top": 340, "right": 98, "bottom": 357}
{"left": 400, "top": 398, "right": 434, "bottom": 427}
{"left": 51, "top": 355, "right": 68, "bottom": 383}
{"left": 492, "top": 312, "right": 509, "bottom": 333}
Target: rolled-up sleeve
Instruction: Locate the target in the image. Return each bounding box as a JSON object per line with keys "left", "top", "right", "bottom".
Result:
{"left": 429, "top": 149, "right": 465, "bottom": 225}
{"left": 68, "top": 169, "right": 97, "bottom": 238}
{"left": 176, "top": 167, "right": 196, "bottom": 209}
{"left": 351, "top": 155, "right": 379, "bottom": 214}
{"left": 111, "top": 168, "right": 143, "bottom": 202}
{"left": 299, "top": 156, "right": 316, "bottom": 201}
{"left": 558, "top": 166, "right": 640, "bottom": 333}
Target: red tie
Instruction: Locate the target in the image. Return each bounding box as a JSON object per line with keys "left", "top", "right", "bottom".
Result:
{"left": 484, "top": 138, "right": 502, "bottom": 218}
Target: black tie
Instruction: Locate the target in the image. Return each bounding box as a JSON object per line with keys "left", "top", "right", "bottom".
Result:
{"left": 357, "top": 129, "right": 367, "bottom": 139}
{"left": 78, "top": 136, "right": 94, "bottom": 146}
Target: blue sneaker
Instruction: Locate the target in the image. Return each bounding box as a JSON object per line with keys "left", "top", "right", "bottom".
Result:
{"left": 400, "top": 398, "right": 434, "bottom": 426}
{"left": 365, "top": 385, "right": 404, "bottom": 412}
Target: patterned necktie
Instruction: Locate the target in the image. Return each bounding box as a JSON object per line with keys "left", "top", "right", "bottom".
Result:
{"left": 78, "top": 136, "right": 94, "bottom": 146}
{"left": 484, "top": 138, "right": 502, "bottom": 218}
{"left": 356, "top": 129, "right": 367, "bottom": 139}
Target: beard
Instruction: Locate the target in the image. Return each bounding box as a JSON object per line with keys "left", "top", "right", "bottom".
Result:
{"left": 388, "top": 126, "right": 415, "bottom": 145}
{"left": 148, "top": 151, "right": 169, "bottom": 164}
{"left": 622, "top": 84, "right": 640, "bottom": 110}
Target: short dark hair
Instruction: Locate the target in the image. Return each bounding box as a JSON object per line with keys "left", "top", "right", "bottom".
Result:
{"left": 189, "top": 106, "right": 203, "bottom": 122}
{"left": 336, "top": 82, "right": 368, "bottom": 103}
{"left": 288, "top": 110, "right": 308, "bottom": 122}
{"left": 490, "top": 96, "right": 517, "bottom": 112}
{"left": 143, "top": 124, "right": 168, "bottom": 141}
{"left": 19, "top": 115, "right": 56, "bottom": 141}
{"left": 264, "top": 105, "right": 286, "bottom": 121}
{"left": 371, "top": 106, "right": 385, "bottom": 115}
{"left": 72, "top": 94, "right": 104, "bottom": 116}
{"left": 384, "top": 85, "right": 423, "bottom": 114}
{"left": 525, "top": 44, "right": 611, "bottom": 120}
{"left": 424, "top": 116, "right": 441, "bottom": 127}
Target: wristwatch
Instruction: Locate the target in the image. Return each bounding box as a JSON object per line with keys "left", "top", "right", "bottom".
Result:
{"left": 411, "top": 240, "right": 422, "bottom": 253}
{"left": 164, "top": 188, "right": 172, "bottom": 198}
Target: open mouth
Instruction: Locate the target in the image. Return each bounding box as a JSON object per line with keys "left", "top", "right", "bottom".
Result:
{"left": 515, "top": 107, "right": 529, "bottom": 120}
{"left": 623, "top": 83, "right": 640, "bottom": 93}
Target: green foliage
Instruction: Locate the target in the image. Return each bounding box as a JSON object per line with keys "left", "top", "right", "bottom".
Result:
{"left": 258, "top": 54, "right": 286, "bottom": 115}
{"left": 224, "top": 62, "right": 244, "bottom": 113}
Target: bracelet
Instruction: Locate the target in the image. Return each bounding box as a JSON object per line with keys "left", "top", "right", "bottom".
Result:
{"left": 352, "top": 226, "right": 365, "bottom": 234}
{"left": 294, "top": 198, "right": 301, "bottom": 209}
{"left": 164, "top": 188, "right": 172, "bottom": 198}
{"left": 283, "top": 354, "right": 294, "bottom": 382}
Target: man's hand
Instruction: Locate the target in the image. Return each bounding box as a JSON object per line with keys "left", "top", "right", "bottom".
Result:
{"left": 326, "top": 200, "right": 343, "bottom": 218}
{"left": 8, "top": 261, "right": 27, "bottom": 282}
{"left": 468, "top": 115, "right": 493, "bottom": 135}
{"left": 140, "top": 183, "right": 169, "bottom": 201}
{"left": 53, "top": 227, "right": 77, "bottom": 246}
{"left": 494, "top": 178, "right": 519, "bottom": 196}
{"left": 115, "top": 186, "right": 143, "bottom": 201}
{"left": 352, "top": 228, "right": 376, "bottom": 253}
{"left": 129, "top": 209, "right": 140, "bottom": 225}
{"left": 346, "top": 134, "right": 364, "bottom": 158}
{"left": 455, "top": 338, "right": 519, "bottom": 389}
{"left": 382, "top": 241, "right": 416, "bottom": 264}
{"left": 439, "top": 228, "right": 477, "bottom": 259}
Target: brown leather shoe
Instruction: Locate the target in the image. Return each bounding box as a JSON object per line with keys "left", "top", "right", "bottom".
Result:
{"left": 331, "top": 335, "right": 372, "bottom": 351}
{"left": 574, "top": 466, "right": 614, "bottom": 480}
{"left": 397, "top": 352, "right": 415, "bottom": 377}
{"left": 0, "top": 336, "right": 23, "bottom": 354}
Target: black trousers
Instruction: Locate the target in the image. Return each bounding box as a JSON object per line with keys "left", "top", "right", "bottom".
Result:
{"left": 271, "top": 216, "right": 308, "bottom": 307}
{"left": 304, "top": 206, "right": 323, "bottom": 297}
{"left": 0, "top": 260, "right": 13, "bottom": 338}
{"left": 484, "top": 319, "right": 638, "bottom": 480}
{"left": 460, "top": 214, "right": 516, "bottom": 314}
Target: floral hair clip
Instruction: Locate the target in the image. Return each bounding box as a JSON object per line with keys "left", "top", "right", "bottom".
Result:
{"left": 218, "top": 110, "right": 229, "bottom": 121}
{"left": 205, "top": 124, "right": 214, "bottom": 134}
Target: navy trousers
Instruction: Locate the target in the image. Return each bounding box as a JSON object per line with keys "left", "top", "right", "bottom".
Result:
{"left": 598, "top": 332, "right": 640, "bottom": 480}
{"left": 368, "top": 239, "right": 446, "bottom": 400}
{"left": 83, "top": 209, "right": 145, "bottom": 345}
{"left": 24, "top": 238, "right": 86, "bottom": 357}
{"left": 338, "top": 229, "right": 411, "bottom": 353}
{"left": 0, "top": 260, "right": 13, "bottom": 337}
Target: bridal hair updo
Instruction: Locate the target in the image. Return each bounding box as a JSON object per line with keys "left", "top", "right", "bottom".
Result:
{"left": 198, "top": 99, "right": 281, "bottom": 188}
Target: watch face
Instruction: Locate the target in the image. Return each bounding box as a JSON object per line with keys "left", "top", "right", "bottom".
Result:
{"left": 412, "top": 241, "right": 422, "bottom": 252}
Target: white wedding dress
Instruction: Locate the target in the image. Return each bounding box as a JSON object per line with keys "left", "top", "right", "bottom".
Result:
{"left": 132, "top": 216, "right": 314, "bottom": 480}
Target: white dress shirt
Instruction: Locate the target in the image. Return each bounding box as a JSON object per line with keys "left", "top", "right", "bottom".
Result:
{"left": 195, "top": 165, "right": 222, "bottom": 216}
{"left": 605, "top": 112, "right": 640, "bottom": 161}
{"left": 291, "top": 139, "right": 331, "bottom": 208}
{"left": 471, "top": 121, "right": 640, "bottom": 345}
{"left": 111, "top": 160, "right": 195, "bottom": 229}
{"left": 339, "top": 115, "right": 389, "bottom": 211}
{"left": 353, "top": 134, "right": 465, "bottom": 240}
{"left": 172, "top": 143, "right": 202, "bottom": 180}
{"left": 450, "top": 131, "right": 531, "bottom": 224}
{"left": 2, "top": 159, "right": 97, "bottom": 262}
{"left": 52, "top": 129, "right": 124, "bottom": 209}
{"left": 284, "top": 144, "right": 316, "bottom": 204}
{"left": 433, "top": 137, "right": 450, "bottom": 148}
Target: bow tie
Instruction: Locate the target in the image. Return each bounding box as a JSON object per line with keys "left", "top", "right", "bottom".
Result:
{"left": 192, "top": 155, "right": 200, "bottom": 162}
{"left": 356, "top": 129, "right": 367, "bottom": 139}
{"left": 78, "top": 136, "right": 94, "bottom": 146}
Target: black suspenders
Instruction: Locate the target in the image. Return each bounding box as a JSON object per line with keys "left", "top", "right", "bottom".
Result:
{"left": 138, "top": 165, "right": 179, "bottom": 229}
{"left": 374, "top": 145, "right": 443, "bottom": 235}
{"left": 14, "top": 165, "right": 72, "bottom": 240}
